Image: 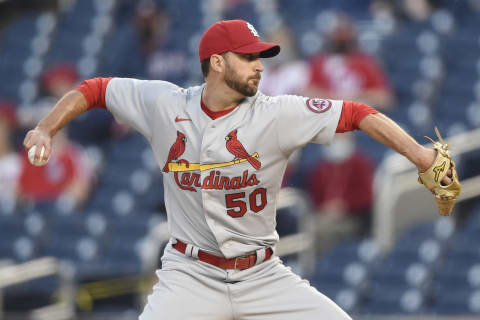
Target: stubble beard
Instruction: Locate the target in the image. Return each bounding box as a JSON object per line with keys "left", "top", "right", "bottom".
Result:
{"left": 224, "top": 63, "right": 259, "bottom": 97}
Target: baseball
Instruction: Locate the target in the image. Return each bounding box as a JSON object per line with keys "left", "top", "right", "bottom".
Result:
{"left": 28, "top": 145, "right": 49, "bottom": 166}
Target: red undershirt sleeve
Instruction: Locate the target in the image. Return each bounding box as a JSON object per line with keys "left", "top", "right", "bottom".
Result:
{"left": 75, "top": 77, "right": 113, "bottom": 110}
{"left": 336, "top": 101, "right": 379, "bottom": 133}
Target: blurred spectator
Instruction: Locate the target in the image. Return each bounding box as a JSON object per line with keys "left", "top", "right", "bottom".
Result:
{"left": 259, "top": 25, "right": 310, "bottom": 96}
{"left": 41, "top": 63, "right": 79, "bottom": 102}
{"left": 0, "top": 101, "right": 21, "bottom": 210}
{"left": 370, "top": 0, "right": 397, "bottom": 20}
{"left": 402, "top": 0, "right": 439, "bottom": 21}
{"left": 0, "top": 0, "right": 57, "bottom": 29}
{"left": 259, "top": 26, "right": 309, "bottom": 187}
{"left": 35, "top": 62, "right": 117, "bottom": 145}
{"left": 220, "top": 0, "right": 256, "bottom": 22}
{"left": 370, "top": 0, "right": 444, "bottom": 22}
{"left": 469, "top": 0, "right": 480, "bottom": 12}
{"left": 17, "top": 129, "right": 93, "bottom": 209}
{"left": 105, "top": 0, "right": 188, "bottom": 84}
{"left": 258, "top": 25, "right": 309, "bottom": 189}
{"left": 304, "top": 13, "right": 394, "bottom": 111}
{"left": 306, "top": 133, "right": 374, "bottom": 254}
{"left": 16, "top": 63, "right": 99, "bottom": 209}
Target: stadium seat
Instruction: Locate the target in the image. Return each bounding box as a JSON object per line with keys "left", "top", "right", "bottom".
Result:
{"left": 435, "top": 259, "right": 475, "bottom": 291}
{"left": 364, "top": 284, "right": 424, "bottom": 314}
{"left": 431, "top": 288, "right": 479, "bottom": 315}
{"left": 3, "top": 275, "right": 60, "bottom": 311}
{"left": 42, "top": 235, "right": 100, "bottom": 264}
{"left": 312, "top": 240, "right": 366, "bottom": 289}
{"left": 276, "top": 207, "right": 299, "bottom": 237}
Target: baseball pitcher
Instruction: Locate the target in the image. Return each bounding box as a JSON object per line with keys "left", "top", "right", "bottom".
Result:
{"left": 24, "top": 20, "right": 460, "bottom": 319}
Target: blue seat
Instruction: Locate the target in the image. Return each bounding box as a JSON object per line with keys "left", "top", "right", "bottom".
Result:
{"left": 31, "top": 201, "right": 59, "bottom": 215}
{"left": 104, "top": 252, "right": 143, "bottom": 276}
{"left": 372, "top": 253, "right": 425, "bottom": 285}
{"left": 137, "top": 176, "right": 165, "bottom": 210}
{"left": 109, "top": 133, "right": 150, "bottom": 160}
{"left": 431, "top": 288, "right": 478, "bottom": 315}
{"left": 312, "top": 241, "right": 364, "bottom": 287}
{"left": 102, "top": 163, "right": 137, "bottom": 185}
{"left": 166, "top": 0, "right": 202, "bottom": 32}
{"left": 2, "top": 14, "right": 38, "bottom": 50}
{"left": 388, "top": 73, "right": 417, "bottom": 102}
{"left": 86, "top": 185, "right": 123, "bottom": 212}
{"left": 0, "top": 215, "right": 25, "bottom": 237}
{"left": 398, "top": 222, "right": 436, "bottom": 244}
{"left": 47, "top": 215, "right": 88, "bottom": 239}
{"left": 435, "top": 259, "right": 475, "bottom": 291}
{"left": 321, "top": 240, "right": 361, "bottom": 263}
{"left": 0, "top": 236, "right": 36, "bottom": 262}
{"left": 69, "top": 0, "right": 95, "bottom": 15}
{"left": 436, "top": 90, "right": 474, "bottom": 119}
{"left": 110, "top": 214, "right": 151, "bottom": 237}
{"left": 42, "top": 235, "right": 100, "bottom": 264}
{"left": 447, "top": 234, "right": 480, "bottom": 262}
{"left": 222, "top": 0, "right": 258, "bottom": 28}
{"left": 464, "top": 210, "right": 480, "bottom": 233}
{"left": 314, "top": 284, "right": 346, "bottom": 300}
{"left": 74, "top": 260, "right": 111, "bottom": 280}
{"left": 276, "top": 207, "right": 299, "bottom": 237}
{"left": 3, "top": 275, "right": 60, "bottom": 310}
{"left": 364, "top": 284, "right": 425, "bottom": 314}
{"left": 57, "top": 9, "right": 93, "bottom": 32}
{"left": 84, "top": 212, "right": 109, "bottom": 238}
{"left": 442, "top": 34, "right": 480, "bottom": 67}
{"left": 103, "top": 236, "right": 144, "bottom": 276}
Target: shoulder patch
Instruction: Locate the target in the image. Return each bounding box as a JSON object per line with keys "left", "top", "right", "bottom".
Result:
{"left": 306, "top": 98, "right": 332, "bottom": 113}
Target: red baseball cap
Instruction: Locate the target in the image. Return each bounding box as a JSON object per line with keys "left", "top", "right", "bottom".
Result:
{"left": 199, "top": 19, "right": 280, "bottom": 61}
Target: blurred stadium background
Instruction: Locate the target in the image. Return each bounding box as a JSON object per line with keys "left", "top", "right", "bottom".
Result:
{"left": 0, "top": 0, "right": 480, "bottom": 319}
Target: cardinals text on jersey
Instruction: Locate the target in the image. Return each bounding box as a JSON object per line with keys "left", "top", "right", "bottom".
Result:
{"left": 163, "top": 128, "right": 262, "bottom": 192}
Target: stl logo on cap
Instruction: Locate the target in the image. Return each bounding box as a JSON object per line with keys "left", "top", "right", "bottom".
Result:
{"left": 246, "top": 22, "right": 259, "bottom": 37}
{"left": 198, "top": 19, "right": 280, "bottom": 61}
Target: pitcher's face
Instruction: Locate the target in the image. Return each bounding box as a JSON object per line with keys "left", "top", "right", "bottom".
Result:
{"left": 223, "top": 52, "right": 263, "bottom": 97}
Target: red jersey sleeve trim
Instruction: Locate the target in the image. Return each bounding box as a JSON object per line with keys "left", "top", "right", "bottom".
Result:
{"left": 75, "top": 77, "right": 113, "bottom": 110}
{"left": 336, "top": 101, "right": 378, "bottom": 133}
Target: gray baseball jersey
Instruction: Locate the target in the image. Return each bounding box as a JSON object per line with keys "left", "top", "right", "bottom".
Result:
{"left": 105, "top": 78, "right": 343, "bottom": 258}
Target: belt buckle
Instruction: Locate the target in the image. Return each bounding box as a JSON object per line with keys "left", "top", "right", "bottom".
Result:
{"left": 233, "top": 253, "right": 254, "bottom": 269}
{"left": 233, "top": 254, "right": 249, "bottom": 269}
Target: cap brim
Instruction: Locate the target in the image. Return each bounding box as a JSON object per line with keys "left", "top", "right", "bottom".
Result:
{"left": 232, "top": 41, "right": 280, "bottom": 58}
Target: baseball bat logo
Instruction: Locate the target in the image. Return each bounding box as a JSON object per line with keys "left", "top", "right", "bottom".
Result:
{"left": 163, "top": 131, "right": 189, "bottom": 173}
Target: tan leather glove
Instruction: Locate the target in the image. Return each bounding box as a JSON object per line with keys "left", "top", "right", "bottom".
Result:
{"left": 418, "top": 127, "right": 461, "bottom": 216}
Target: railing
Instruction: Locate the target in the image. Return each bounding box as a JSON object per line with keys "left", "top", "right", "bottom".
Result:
{"left": 373, "top": 128, "right": 480, "bottom": 252}
{"left": 0, "top": 257, "right": 75, "bottom": 320}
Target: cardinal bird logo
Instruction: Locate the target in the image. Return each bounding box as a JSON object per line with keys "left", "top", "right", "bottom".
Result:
{"left": 225, "top": 129, "right": 261, "bottom": 170}
{"left": 163, "top": 131, "right": 189, "bottom": 172}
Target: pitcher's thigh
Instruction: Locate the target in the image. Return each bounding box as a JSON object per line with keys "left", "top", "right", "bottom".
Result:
{"left": 139, "top": 269, "right": 231, "bottom": 320}
{"left": 236, "top": 265, "right": 352, "bottom": 320}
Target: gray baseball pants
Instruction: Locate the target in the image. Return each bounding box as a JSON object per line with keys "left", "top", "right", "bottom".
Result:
{"left": 139, "top": 241, "right": 352, "bottom": 320}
